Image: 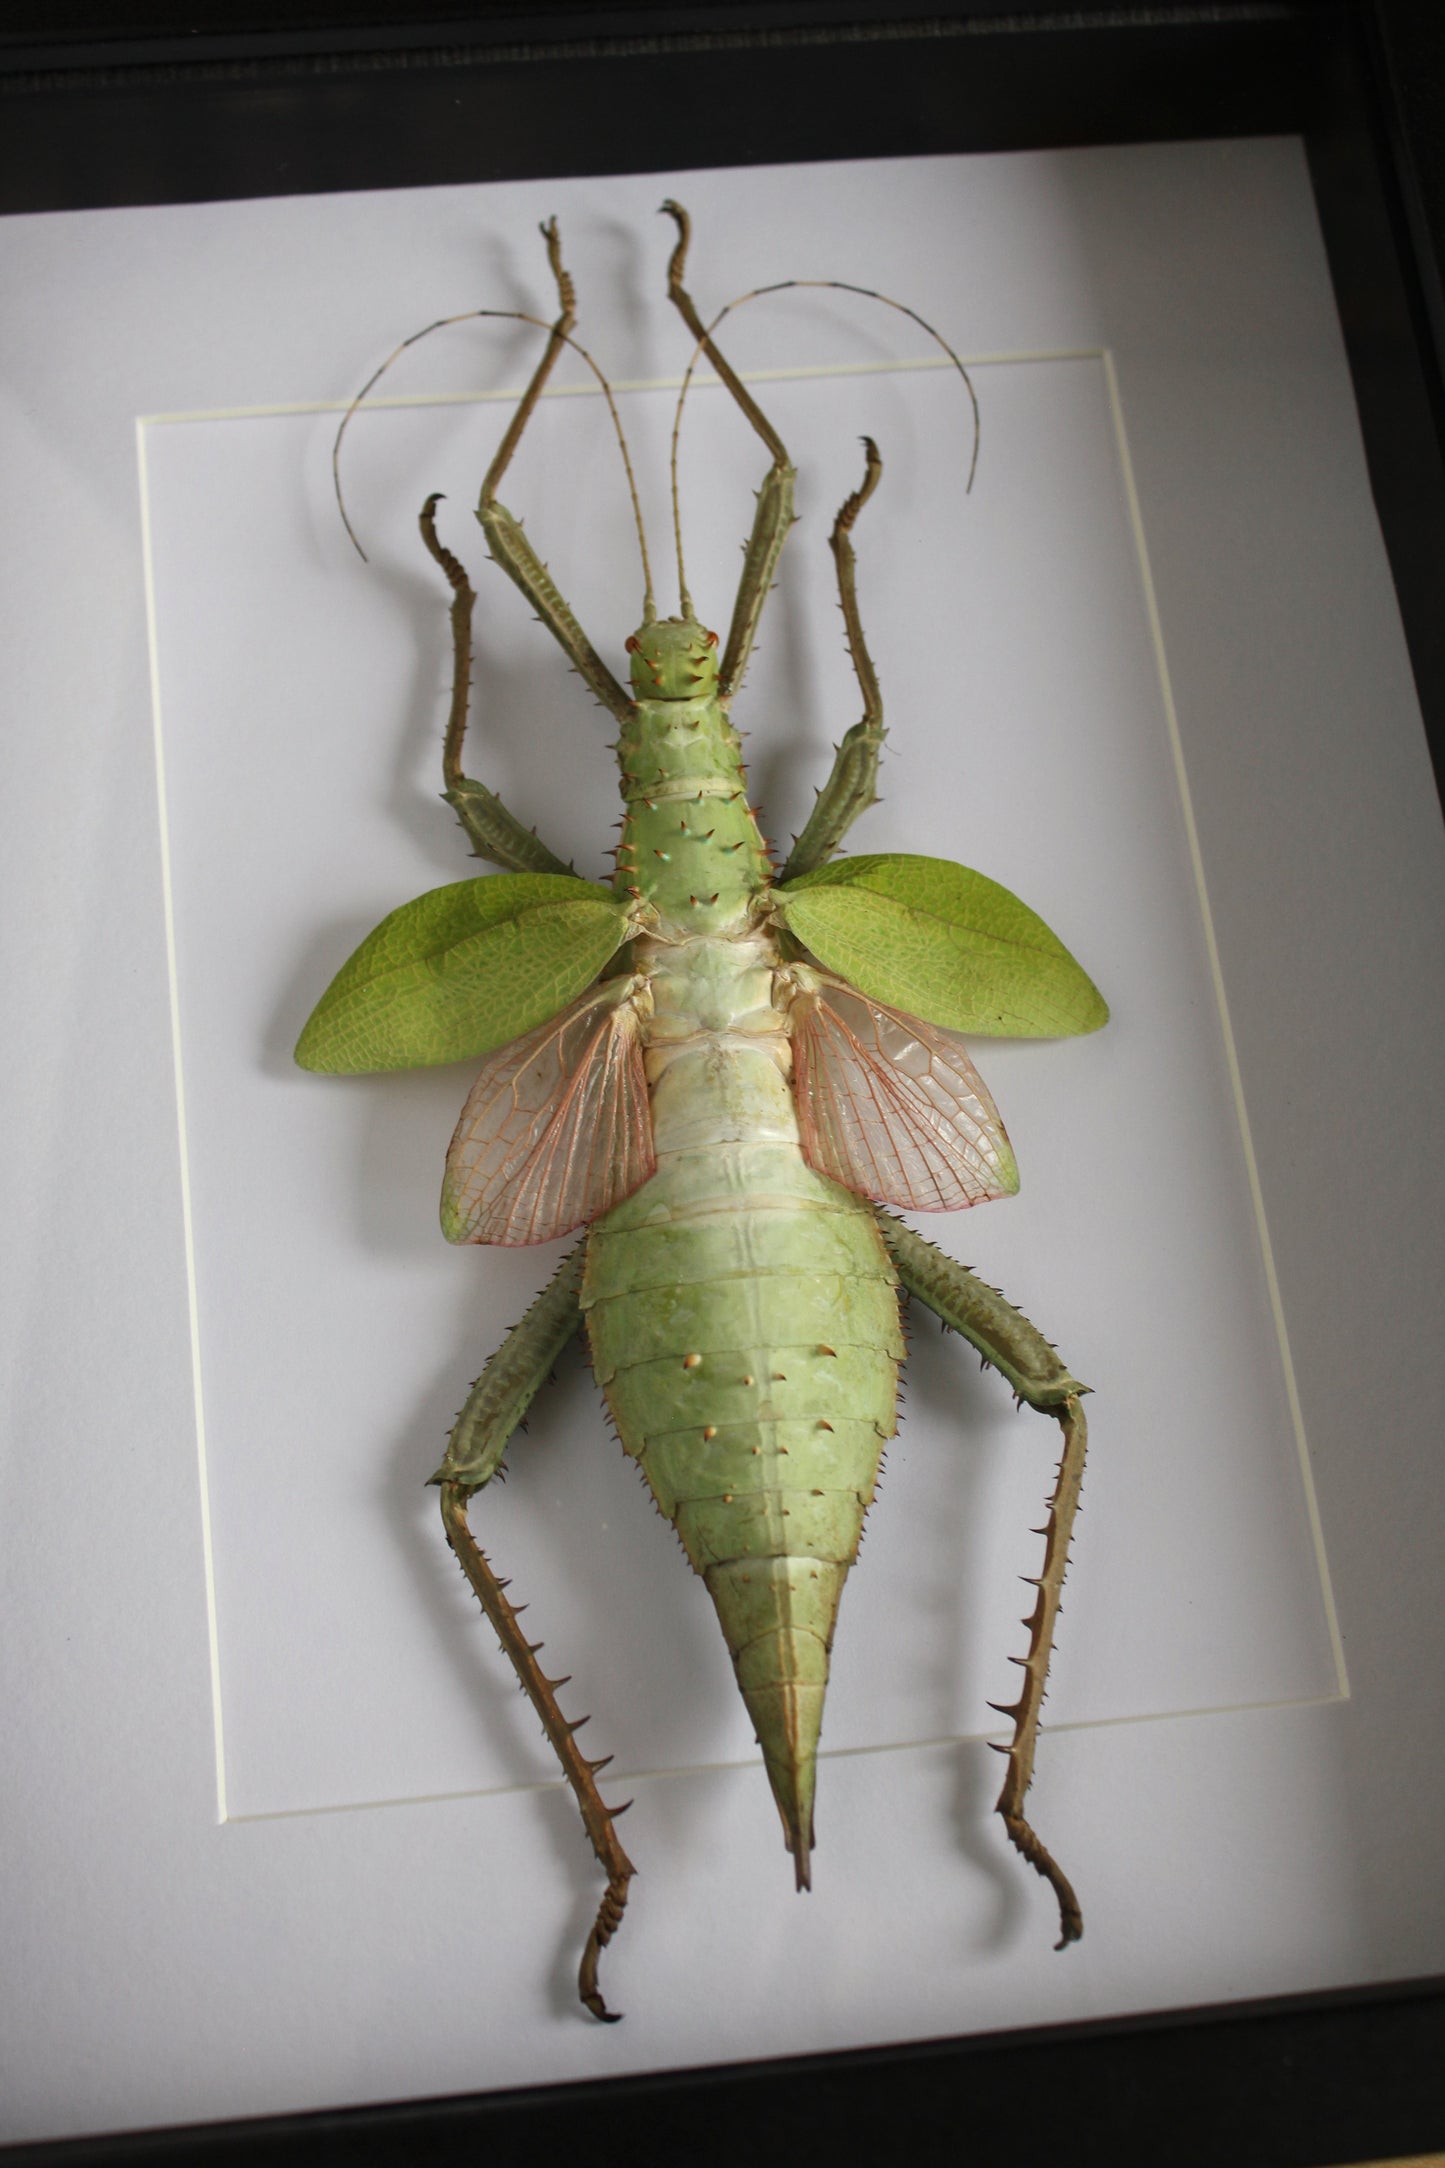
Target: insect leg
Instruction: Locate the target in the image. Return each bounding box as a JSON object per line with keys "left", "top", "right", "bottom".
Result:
{"left": 431, "top": 1244, "right": 637, "bottom": 2022}
{"left": 661, "top": 201, "right": 797, "bottom": 700}
{"left": 779, "top": 438, "right": 886, "bottom": 883}
{"left": 874, "top": 1210, "right": 1088, "bottom": 1947}
{"left": 474, "top": 219, "right": 633, "bottom": 727}
{"left": 418, "top": 494, "right": 576, "bottom": 875}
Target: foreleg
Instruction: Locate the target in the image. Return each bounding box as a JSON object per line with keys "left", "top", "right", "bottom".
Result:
{"left": 662, "top": 201, "right": 796, "bottom": 699}
{"left": 431, "top": 1243, "right": 636, "bottom": 2020}
{"left": 473, "top": 219, "right": 633, "bottom": 728}
{"left": 779, "top": 438, "right": 886, "bottom": 882}
{"left": 419, "top": 494, "right": 575, "bottom": 875}
{"left": 875, "top": 1210, "right": 1088, "bottom": 1947}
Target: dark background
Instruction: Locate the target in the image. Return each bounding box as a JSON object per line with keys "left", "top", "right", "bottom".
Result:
{"left": 1, "top": 4, "right": 1441, "bottom": 2162}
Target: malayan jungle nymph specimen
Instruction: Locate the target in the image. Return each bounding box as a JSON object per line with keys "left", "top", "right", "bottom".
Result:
{"left": 297, "top": 204, "right": 1108, "bottom": 2019}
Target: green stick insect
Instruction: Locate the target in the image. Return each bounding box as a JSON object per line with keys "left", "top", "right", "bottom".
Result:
{"left": 297, "top": 205, "right": 1108, "bottom": 2021}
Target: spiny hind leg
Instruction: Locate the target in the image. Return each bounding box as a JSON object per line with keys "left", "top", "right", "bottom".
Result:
{"left": 418, "top": 494, "right": 575, "bottom": 875}
{"left": 661, "top": 201, "right": 796, "bottom": 697}
{"left": 875, "top": 1210, "right": 1087, "bottom": 1946}
{"left": 433, "top": 1244, "right": 637, "bottom": 2020}
{"left": 988, "top": 1395, "right": 1086, "bottom": 1946}
{"left": 780, "top": 438, "right": 886, "bottom": 882}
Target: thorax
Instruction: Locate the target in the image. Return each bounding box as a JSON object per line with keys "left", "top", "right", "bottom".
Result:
{"left": 615, "top": 694, "right": 772, "bottom": 938}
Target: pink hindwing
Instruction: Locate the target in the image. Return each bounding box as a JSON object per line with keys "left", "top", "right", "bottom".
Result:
{"left": 789, "top": 974, "right": 1019, "bottom": 1211}
{"left": 440, "top": 982, "right": 655, "bottom": 1246}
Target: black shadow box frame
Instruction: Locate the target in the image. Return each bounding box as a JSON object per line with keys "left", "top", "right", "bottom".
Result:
{"left": 1, "top": 4, "right": 1442, "bottom": 2163}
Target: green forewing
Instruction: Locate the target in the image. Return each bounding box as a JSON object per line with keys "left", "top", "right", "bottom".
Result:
{"left": 294, "top": 873, "right": 630, "bottom": 1073}
{"left": 774, "top": 853, "right": 1108, "bottom": 1037}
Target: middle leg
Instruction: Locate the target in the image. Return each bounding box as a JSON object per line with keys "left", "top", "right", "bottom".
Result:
{"left": 418, "top": 493, "right": 576, "bottom": 875}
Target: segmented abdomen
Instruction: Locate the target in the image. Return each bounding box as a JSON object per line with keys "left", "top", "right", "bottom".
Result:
{"left": 581, "top": 1036, "right": 902, "bottom": 1880}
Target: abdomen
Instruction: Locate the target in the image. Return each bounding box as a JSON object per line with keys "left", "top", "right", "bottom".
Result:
{"left": 581, "top": 1035, "right": 901, "bottom": 1881}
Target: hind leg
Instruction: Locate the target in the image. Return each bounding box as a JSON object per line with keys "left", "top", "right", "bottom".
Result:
{"left": 875, "top": 1210, "right": 1088, "bottom": 1946}
{"left": 432, "top": 1243, "right": 637, "bottom": 2019}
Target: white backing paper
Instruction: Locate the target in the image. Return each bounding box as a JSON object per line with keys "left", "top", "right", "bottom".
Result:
{"left": 2, "top": 142, "right": 1443, "bottom": 2142}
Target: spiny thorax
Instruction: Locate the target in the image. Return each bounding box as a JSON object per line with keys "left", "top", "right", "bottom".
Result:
{"left": 614, "top": 694, "right": 773, "bottom": 936}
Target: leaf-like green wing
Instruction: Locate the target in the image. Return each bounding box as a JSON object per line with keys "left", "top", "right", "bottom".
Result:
{"left": 773, "top": 854, "right": 1108, "bottom": 1037}
{"left": 295, "top": 873, "right": 632, "bottom": 1073}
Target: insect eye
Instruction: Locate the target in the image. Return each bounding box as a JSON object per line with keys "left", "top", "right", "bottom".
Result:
{"left": 625, "top": 635, "right": 641, "bottom": 654}
{"left": 706, "top": 630, "right": 719, "bottom": 648}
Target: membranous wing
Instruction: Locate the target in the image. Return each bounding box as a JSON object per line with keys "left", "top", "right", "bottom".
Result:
{"left": 789, "top": 973, "right": 1019, "bottom": 1211}
{"left": 441, "top": 980, "right": 654, "bottom": 1246}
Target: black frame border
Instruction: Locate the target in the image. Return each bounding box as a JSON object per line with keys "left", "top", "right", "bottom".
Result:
{"left": 6, "top": 1976, "right": 1444, "bottom": 2165}
{"left": 4, "top": 5, "right": 1443, "bottom": 2161}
